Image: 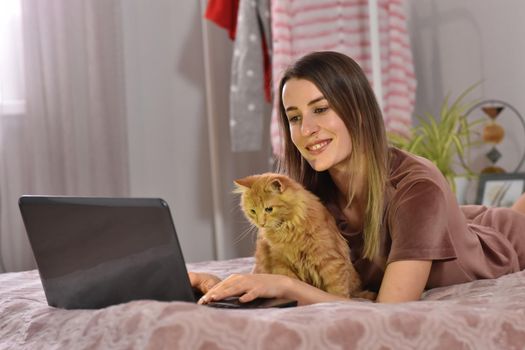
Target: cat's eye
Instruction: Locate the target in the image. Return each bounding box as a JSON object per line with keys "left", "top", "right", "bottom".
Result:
{"left": 265, "top": 207, "right": 273, "bottom": 213}
{"left": 250, "top": 209, "right": 256, "bottom": 215}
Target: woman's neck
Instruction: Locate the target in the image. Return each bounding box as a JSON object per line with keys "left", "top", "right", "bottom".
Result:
{"left": 329, "top": 166, "right": 367, "bottom": 231}
{"left": 329, "top": 167, "right": 366, "bottom": 204}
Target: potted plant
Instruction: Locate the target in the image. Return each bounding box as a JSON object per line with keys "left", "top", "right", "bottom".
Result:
{"left": 388, "top": 84, "right": 482, "bottom": 193}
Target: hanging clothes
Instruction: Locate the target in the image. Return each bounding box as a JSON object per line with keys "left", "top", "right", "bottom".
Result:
{"left": 204, "top": 0, "right": 240, "bottom": 40}
{"left": 205, "top": 0, "right": 272, "bottom": 152}
{"left": 229, "top": 0, "right": 272, "bottom": 152}
{"left": 270, "top": 0, "right": 416, "bottom": 157}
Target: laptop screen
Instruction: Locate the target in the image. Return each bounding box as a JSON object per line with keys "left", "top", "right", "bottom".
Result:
{"left": 19, "top": 196, "right": 195, "bottom": 309}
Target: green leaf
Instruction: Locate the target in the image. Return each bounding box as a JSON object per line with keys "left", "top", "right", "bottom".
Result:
{"left": 386, "top": 82, "right": 481, "bottom": 194}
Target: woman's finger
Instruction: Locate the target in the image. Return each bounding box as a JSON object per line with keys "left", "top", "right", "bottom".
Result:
{"left": 201, "top": 275, "right": 249, "bottom": 302}
{"left": 238, "top": 289, "right": 258, "bottom": 303}
{"left": 188, "top": 272, "right": 199, "bottom": 287}
{"left": 188, "top": 272, "right": 221, "bottom": 293}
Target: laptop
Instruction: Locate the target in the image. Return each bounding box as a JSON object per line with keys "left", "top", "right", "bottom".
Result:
{"left": 18, "top": 196, "right": 297, "bottom": 310}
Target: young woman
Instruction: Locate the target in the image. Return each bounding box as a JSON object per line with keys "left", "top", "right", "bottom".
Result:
{"left": 190, "top": 51, "right": 525, "bottom": 305}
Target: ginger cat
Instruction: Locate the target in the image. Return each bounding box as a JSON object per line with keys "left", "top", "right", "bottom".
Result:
{"left": 234, "top": 172, "right": 374, "bottom": 300}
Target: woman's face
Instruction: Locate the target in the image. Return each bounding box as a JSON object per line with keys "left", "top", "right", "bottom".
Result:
{"left": 282, "top": 78, "right": 352, "bottom": 172}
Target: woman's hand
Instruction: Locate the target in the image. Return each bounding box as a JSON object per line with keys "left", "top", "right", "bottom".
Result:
{"left": 198, "top": 273, "right": 292, "bottom": 304}
{"left": 188, "top": 272, "right": 222, "bottom": 294}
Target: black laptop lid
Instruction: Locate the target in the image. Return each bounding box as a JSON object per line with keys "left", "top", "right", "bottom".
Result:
{"left": 19, "top": 196, "right": 196, "bottom": 309}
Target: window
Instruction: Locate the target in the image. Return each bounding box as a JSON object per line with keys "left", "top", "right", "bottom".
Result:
{"left": 0, "top": 0, "right": 25, "bottom": 115}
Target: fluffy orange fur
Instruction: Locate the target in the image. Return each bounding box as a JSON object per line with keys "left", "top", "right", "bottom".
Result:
{"left": 235, "top": 172, "right": 372, "bottom": 299}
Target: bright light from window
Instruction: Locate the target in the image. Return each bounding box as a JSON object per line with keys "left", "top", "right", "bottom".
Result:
{"left": 0, "top": 0, "right": 25, "bottom": 116}
{"left": 0, "top": 0, "right": 21, "bottom": 20}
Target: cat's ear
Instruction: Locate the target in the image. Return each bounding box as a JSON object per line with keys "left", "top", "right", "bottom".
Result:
{"left": 234, "top": 175, "right": 258, "bottom": 190}
{"left": 269, "top": 179, "right": 285, "bottom": 193}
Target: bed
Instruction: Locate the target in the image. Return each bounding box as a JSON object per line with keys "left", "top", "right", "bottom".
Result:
{"left": 1, "top": 257, "right": 524, "bottom": 349}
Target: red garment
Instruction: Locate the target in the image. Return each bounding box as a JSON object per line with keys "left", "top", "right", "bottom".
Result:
{"left": 205, "top": 0, "right": 272, "bottom": 102}
{"left": 204, "top": 0, "right": 240, "bottom": 40}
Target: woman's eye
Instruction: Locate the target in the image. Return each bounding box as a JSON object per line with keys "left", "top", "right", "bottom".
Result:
{"left": 288, "top": 115, "right": 300, "bottom": 124}
{"left": 314, "top": 106, "right": 329, "bottom": 114}
{"left": 265, "top": 207, "right": 273, "bottom": 213}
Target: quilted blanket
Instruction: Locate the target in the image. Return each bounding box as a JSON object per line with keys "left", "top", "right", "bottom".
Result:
{"left": 1, "top": 257, "right": 524, "bottom": 349}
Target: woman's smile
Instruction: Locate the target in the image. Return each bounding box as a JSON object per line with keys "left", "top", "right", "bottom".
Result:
{"left": 306, "top": 139, "right": 332, "bottom": 154}
{"left": 282, "top": 78, "right": 352, "bottom": 172}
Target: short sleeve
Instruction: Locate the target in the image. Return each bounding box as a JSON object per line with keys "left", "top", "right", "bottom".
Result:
{"left": 387, "top": 180, "right": 457, "bottom": 264}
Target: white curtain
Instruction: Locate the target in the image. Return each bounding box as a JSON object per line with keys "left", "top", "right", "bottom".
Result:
{"left": 0, "top": 0, "right": 129, "bottom": 272}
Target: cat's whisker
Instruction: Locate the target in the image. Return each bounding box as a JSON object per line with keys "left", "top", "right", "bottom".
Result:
{"left": 229, "top": 204, "right": 241, "bottom": 215}
{"left": 233, "top": 225, "right": 258, "bottom": 245}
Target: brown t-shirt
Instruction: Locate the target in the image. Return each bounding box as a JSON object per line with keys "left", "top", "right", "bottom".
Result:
{"left": 329, "top": 147, "right": 525, "bottom": 292}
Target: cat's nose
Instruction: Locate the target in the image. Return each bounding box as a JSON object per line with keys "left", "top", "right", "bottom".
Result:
{"left": 256, "top": 214, "right": 264, "bottom": 226}
{"left": 260, "top": 215, "right": 266, "bottom": 226}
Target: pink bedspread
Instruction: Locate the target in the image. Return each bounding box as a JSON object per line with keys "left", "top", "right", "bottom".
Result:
{"left": 1, "top": 257, "right": 524, "bottom": 349}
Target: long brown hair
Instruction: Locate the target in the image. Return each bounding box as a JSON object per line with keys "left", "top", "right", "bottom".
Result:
{"left": 276, "top": 51, "right": 389, "bottom": 259}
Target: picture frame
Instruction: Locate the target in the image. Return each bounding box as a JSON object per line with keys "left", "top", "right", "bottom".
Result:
{"left": 476, "top": 173, "right": 525, "bottom": 207}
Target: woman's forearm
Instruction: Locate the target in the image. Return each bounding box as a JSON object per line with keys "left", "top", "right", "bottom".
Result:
{"left": 280, "top": 276, "right": 350, "bottom": 306}
{"left": 194, "top": 272, "right": 353, "bottom": 305}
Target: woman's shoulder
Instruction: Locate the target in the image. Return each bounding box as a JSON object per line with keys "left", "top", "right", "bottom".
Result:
{"left": 388, "top": 147, "right": 448, "bottom": 189}
{"left": 385, "top": 147, "right": 455, "bottom": 215}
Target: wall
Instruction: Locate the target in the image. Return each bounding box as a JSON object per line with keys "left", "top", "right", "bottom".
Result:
{"left": 407, "top": 0, "right": 525, "bottom": 202}
{"left": 120, "top": 0, "right": 271, "bottom": 262}
{"left": 120, "top": 0, "right": 214, "bottom": 262}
